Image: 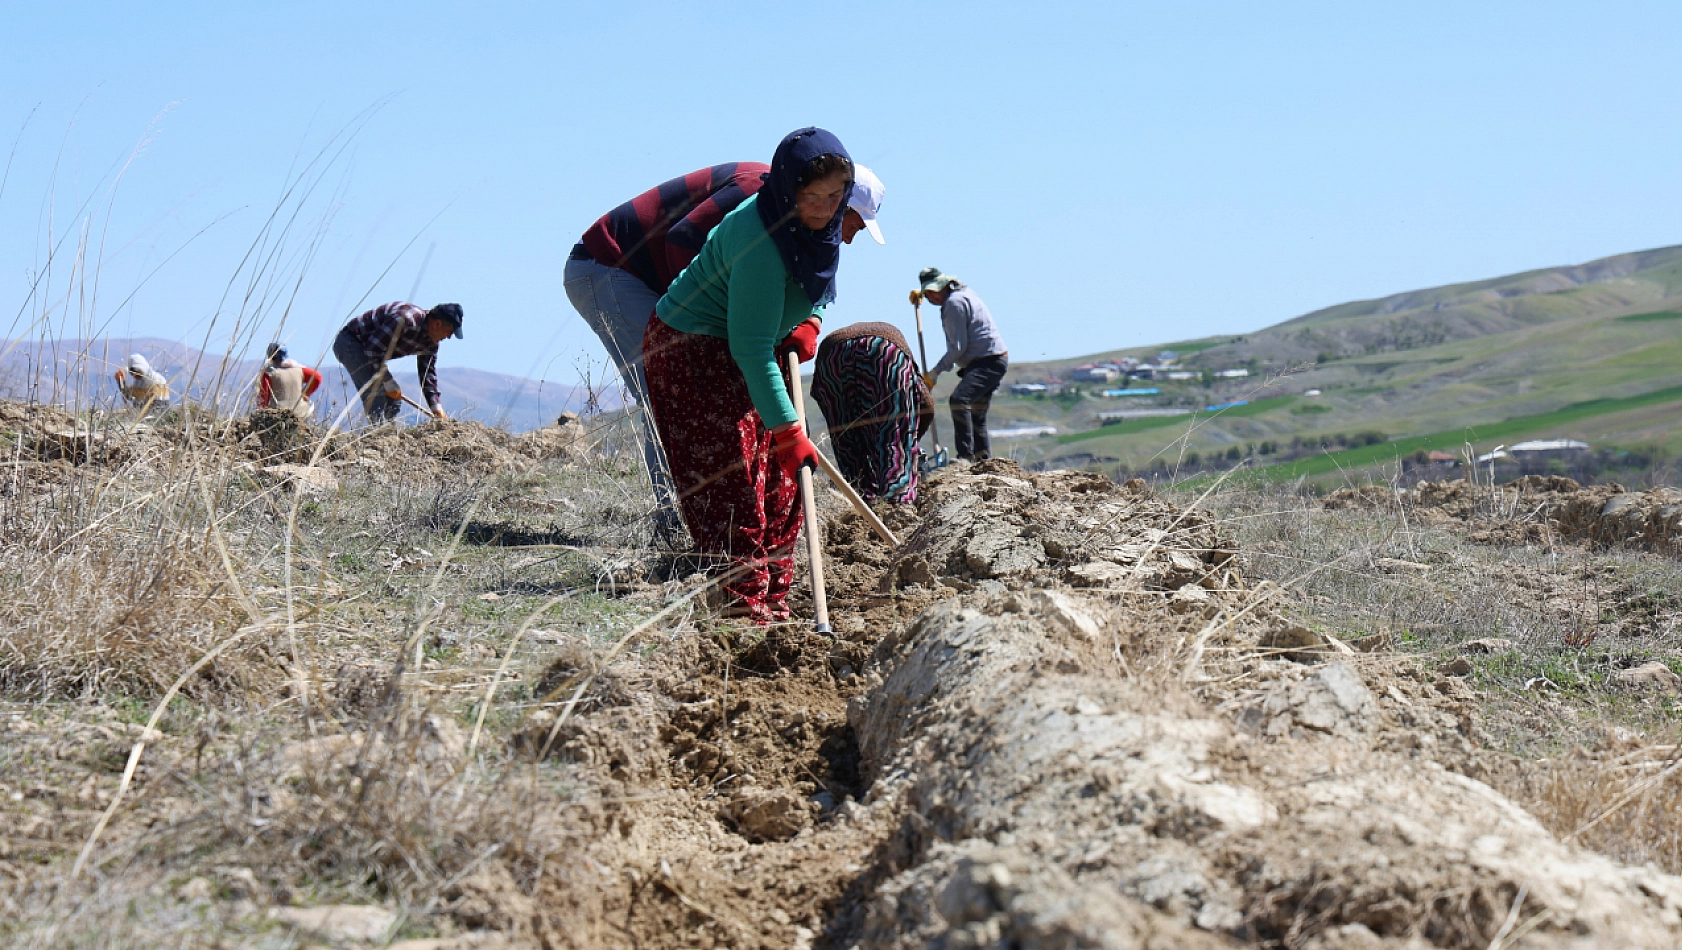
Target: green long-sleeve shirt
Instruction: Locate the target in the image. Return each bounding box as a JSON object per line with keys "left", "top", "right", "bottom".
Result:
{"left": 654, "top": 194, "right": 821, "bottom": 429}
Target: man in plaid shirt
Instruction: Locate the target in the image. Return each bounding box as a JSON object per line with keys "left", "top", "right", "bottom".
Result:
{"left": 332, "top": 301, "right": 464, "bottom": 422}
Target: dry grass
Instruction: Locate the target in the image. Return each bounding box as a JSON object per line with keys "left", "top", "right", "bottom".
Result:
{"left": 0, "top": 108, "right": 689, "bottom": 944}
{"left": 0, "top": 395, "right": 679, "bottom": 947}
{"left": 0, "top": 429, "right": 253, "bottom": 702}
{"left": 1197, "top": 478, "right": 1682, "bottom": 876}
{"left": 1509, "top": 746, "right": 1682, "bottom": 873}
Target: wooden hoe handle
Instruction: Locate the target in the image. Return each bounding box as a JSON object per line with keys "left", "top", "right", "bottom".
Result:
{"left": 786, "top": 352, "right": 832, "bottom": 634}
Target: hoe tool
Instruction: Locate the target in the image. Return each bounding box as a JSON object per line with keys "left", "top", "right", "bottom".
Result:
{"left": 909, "top": 289, "right": 950, "bottom": 472}
{"left": 393, "top": 391, "right": 440, "bottom": 420}
{"left": 785, "top": 351, "right": 832, "bottom": 636}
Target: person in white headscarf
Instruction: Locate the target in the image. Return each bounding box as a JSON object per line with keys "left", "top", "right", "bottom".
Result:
{"left": 114, "top": 354, "right": 171, "bottom": 409}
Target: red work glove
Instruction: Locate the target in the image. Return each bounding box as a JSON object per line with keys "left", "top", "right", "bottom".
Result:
{"left": 770, "top": 421, "right": 819, "bottom": 479}
{"left": 776, "top": 317, "right": 821, "bottom": 364}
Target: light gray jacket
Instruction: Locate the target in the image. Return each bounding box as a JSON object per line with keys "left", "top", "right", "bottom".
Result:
{"left": 931, "top": 284, "right": 1006, "bottom": 375}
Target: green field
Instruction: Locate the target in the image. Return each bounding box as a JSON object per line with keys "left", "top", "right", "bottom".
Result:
{"left": 1158, "top": 339, "right": 1229, "bottom": 355}
{"left": 1255, "top": 384, "right": 1682, "bottom": 479}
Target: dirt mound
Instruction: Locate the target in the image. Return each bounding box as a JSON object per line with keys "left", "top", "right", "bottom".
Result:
{"left": 1323, "top": 485, "right": 1394, "bottom": 510}
{"left": 882, "top": 459, "right": 1237, "bottom": 598}
{"left": 844, "top": 592, "right": 1682, "bottom": 947}
{"left": 510, "top": 411, "right": 586, "bottom": 461}
{"left": 1336, "top": 477, "right": 1682, "bottom": 558}
{"left": 0, "top": 400, "right": 587, "bottom": 478}
{"left": 1405, "top": 478, "right": 1624, "bottom": 525}
{"left": 0, "top": 401, "right": 81, "bottom": 432}
{"left": 0, "top": 402, "right": 145, "bottom": 467}
{"left": 1549, "top": 485, "right": 1682, "bottom": 550}
{"left": 227, "top": 408, "right": 318, "bottom": 463}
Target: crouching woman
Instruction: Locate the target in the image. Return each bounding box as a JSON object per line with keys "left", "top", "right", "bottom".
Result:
{"left": 642, "top": 128, "right": 852, "bottom": 623}
{"left": 811, "top": 322, "right": 935, "bottom": 504}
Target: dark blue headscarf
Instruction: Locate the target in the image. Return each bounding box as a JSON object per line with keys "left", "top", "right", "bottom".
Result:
{"left": 755, "top": 127, "right": 853, "bottom": 307}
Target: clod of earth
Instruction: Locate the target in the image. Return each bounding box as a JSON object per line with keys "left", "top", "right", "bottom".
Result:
{"left": 1610, "top": 661, "right": 1682, "bottom": 694}
{"left": 720, "top": 786, "right": 819, "bottom": 842}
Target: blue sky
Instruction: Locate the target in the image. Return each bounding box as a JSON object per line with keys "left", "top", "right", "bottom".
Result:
{"left": 4, "top": 1, "right": 1682, "bottom": 389}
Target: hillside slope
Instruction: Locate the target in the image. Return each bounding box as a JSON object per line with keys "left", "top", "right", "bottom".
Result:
{"left": 967, "top": 243, "right": 1682, "bottom": 478}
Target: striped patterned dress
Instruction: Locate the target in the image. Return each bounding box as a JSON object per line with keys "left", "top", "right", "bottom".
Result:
{"left": 812, "top": 323, "right": 933, "bottom": 504}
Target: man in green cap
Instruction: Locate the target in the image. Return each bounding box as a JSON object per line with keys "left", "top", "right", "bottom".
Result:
{"left": 919, "top": 267, "right": 1008, "bottom": 461}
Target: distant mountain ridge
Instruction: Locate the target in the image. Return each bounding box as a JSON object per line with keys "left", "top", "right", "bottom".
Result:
{"left": 0, "top": 337, "right": 618, "bottom": 431}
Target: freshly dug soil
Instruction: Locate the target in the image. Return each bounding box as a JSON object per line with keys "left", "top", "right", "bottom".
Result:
{"left": 519, "top": 461, "right": 1682, "bottom": 948}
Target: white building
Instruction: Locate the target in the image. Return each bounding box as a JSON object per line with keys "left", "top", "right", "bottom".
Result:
{"left": 992, "top": 424, "right": 1059, "bottom": 439}
{"left": 1098, "top": 408, "right": 1192, "bottom": 422}
{"left": 1070, "top": 366, "right": 1119, "bottom": 382}
{"left": 1509, "top": 440, "right": 1590, "bottom": 453}
{"left": 1475, "top": 440, "right": 1590, "bottom": 464}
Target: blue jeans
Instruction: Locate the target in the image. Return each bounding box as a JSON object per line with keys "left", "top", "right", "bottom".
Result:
{"left": 563, "top": 254, "right": 679, "bottom": 527}
{"left": 334, "top": 328, "right": 398, "bottom": 422}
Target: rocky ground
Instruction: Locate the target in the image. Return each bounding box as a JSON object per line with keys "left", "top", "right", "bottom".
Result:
{"left": 4, "top": 402, "right": 1682, "bottom": 948}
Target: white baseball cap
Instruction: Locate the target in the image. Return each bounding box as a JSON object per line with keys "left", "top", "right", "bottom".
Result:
{"left": 849, "top": 163, "right": 886, "bottom": 244}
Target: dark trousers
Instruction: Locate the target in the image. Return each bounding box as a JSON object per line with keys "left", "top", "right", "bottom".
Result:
{"left": 333, "top": 328, "right": 397, "bottom": 422}
{"left": 950, "top": 353, "right": 1008, "bottom": 461}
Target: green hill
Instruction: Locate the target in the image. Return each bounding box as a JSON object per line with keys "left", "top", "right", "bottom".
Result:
{"left": 963, "top": 244, "right": 1682, "bottom": 480}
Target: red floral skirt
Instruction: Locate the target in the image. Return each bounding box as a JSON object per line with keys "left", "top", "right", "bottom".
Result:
{"left": 643, "top": 316, "right": 801, "bottom": 622}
